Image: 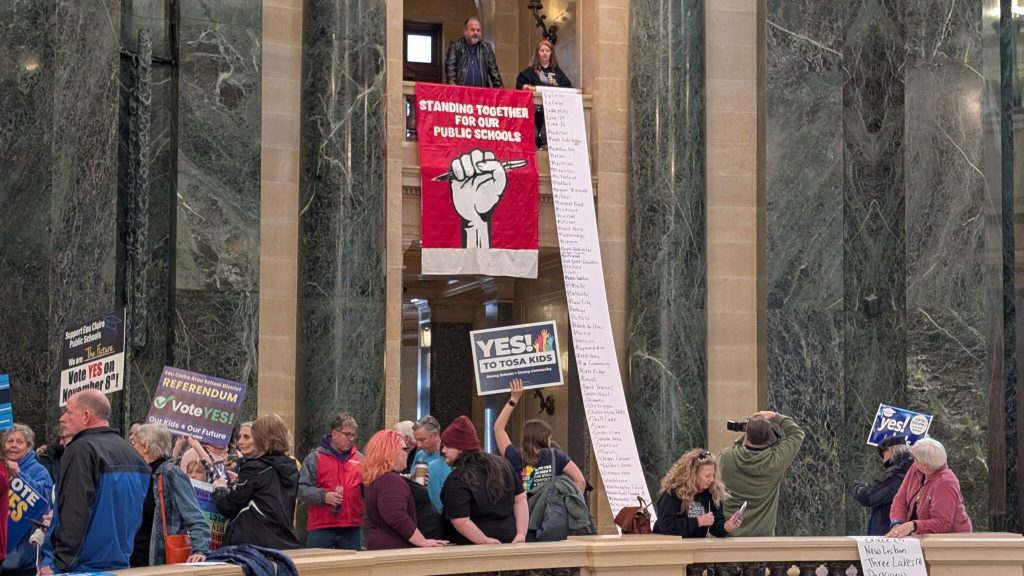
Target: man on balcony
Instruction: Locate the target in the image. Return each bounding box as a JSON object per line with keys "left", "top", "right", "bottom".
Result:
{"left": 445, "top": 17, "right": 503, "bottom": 88}
{"left": 718, "top": 411, "right": 805, "bottom": 537}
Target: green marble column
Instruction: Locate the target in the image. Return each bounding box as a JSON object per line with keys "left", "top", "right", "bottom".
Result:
{"left": 627, "top": 0, "right": 706, "bottom": 497}
{"left": 297, "top": 0, "right": 387, "bottom": 452}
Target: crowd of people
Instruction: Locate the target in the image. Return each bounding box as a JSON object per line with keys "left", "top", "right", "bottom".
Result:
{"left": 0, "top": 385, "right": 974, "bottom": 574}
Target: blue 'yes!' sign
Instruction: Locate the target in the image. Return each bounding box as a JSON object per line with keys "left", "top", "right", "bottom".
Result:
{"left": 866, "top": 404, "right": 933, "bottom": 446}
{"left": 470, "top": 321, "right": 564, "bottom": 395}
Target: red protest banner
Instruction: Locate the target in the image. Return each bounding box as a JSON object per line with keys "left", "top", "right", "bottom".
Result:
{"left": 415, "top": 83, "right": 538, "bottom": 278}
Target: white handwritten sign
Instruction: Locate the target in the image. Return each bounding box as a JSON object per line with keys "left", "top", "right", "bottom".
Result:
{"left": 852, "top": 536, "right": 928, "bottom": 576}
{"left": 540, "top": 87, "right": 654, "bottom": 520}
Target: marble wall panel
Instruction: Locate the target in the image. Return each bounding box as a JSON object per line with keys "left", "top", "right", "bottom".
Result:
{"left": 0, "top": 1, "right": 57, "bottom": 438}
{"left": 766, "top": 1, "right": 843, "bottom": 311}
{"left": 626, "top": 0, "right": 706, "bottom": 499}
{"left": 174, "top": 0, "right": 262, "bottom": 419}
{"left": 296, "top": 0, "right": 387, "bottom": 452}
{"left": 904, "top": 0, "right": 981, "bottom": 66}
{"left": 765, "top": 0, "right": 848, "bottom": 535}
{"left": 763, "top": 0, "right": 997, "bottom": 535}
{"left": 839, "top": 0, "right": 908, "bottom": 537}
{"left": 767, "top": 311, "right": 844, "bottom": 536}
{"left": 768, "top": 0, "right": 996, "bottom": 532}
{"left": 48, "top": 0, "right": 123, "bottom": 426}
{"left": 904, "top": 64, "right": 988, "bottom": 528}
{"left": 839, "top": 313, "right": 913, "bottom": 534}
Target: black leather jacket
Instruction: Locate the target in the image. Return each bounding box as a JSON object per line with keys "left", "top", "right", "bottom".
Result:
{"left": 445, "top": 38, "right": 503, "bottom": 88}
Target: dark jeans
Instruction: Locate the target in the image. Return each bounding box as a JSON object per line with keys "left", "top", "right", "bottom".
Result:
{"left": 306, "top": 527, "right": 362, "bottom": 551}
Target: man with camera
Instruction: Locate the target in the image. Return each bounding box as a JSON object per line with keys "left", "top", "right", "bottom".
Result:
{"left": 718, "top": 411, "right": 805, "bottom": 537}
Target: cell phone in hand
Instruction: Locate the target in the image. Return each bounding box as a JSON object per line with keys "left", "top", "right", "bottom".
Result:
{"left": 213, "top": 461, "right": 228, "bottom": 482}
{"left": 730, "top": 500, "right": 748, "bottom": 524}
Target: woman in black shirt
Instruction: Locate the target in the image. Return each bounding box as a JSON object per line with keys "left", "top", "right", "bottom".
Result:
{"left": 439, "top": 416, "right": 527, "bottom": 544}
{"left": 515, "top": 40, "right": 573, "bottom": 91}
{"left": 516, "top": 40, "right": 573, "bottom": 149}
{"left": 494, "top": 378, "right": 586, "bottom": 494}
{"left": 653, "top": 449, "right": 741, "bottom": 538}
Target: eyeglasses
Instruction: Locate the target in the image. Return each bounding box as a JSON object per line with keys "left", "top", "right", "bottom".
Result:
{"left": 333, "top": 429, "right": 356, "bottom": 439}
{"left": 697, "top": 450, "right": 711, "bottom": 461}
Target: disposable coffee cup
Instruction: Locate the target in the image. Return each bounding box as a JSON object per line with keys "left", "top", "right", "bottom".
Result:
{"left": 414, "top": 462, "right": 428, "bottom": 485}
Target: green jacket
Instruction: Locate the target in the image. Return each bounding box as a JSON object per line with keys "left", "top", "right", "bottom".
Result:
{"left": 719, "top": 414, "right": 805, "bottom": 537}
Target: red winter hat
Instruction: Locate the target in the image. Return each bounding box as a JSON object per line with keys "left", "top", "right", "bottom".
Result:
{"left": 441, "top": 415, "right": 480, "bottom": 451}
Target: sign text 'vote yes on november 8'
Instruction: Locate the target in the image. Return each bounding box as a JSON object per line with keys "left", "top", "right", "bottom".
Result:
{"left": 59, "top": 311, "right": 126, "bottom": 406}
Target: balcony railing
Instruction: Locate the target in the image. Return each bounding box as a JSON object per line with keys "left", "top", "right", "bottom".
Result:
{"left": 109, "top": 533, "right": 1024, "bottom": 576}
{"left": 402, "top": 81, "right": 591, "bottom": 148}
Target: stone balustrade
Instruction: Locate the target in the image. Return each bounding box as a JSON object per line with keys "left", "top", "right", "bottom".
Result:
{"left": 113, "top": 534, "right": 1024, "bottom": 576}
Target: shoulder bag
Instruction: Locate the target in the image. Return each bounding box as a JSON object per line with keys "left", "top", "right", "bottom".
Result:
{"left": 613, "top": 495, "right": 653, "bottom": 534}
{"left": 158, "top": 474, "right": 194, "bottom": 564}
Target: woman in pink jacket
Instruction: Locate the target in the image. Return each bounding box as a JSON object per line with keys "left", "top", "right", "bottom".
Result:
{"left": 886, "top": 437, "right": 972, "bottom": 537}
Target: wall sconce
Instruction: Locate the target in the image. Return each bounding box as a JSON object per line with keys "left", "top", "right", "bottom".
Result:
{"left": 420, "top": 324, "right": 431, "bottom": 348}
{"left": 533, "top": 389, "right": 555, "bottom": 415}
{"left": 527, "top": 0, "right": 558, "bottom": 45}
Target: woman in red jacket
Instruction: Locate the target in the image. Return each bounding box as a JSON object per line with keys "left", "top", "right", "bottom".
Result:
{"left": 362, "top": 430, "right": 448, "bottom": 550}
{"left": 887, "top": 437, "right": 972, "bottom": 537}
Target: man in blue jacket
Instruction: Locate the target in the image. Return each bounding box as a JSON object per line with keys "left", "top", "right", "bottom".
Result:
{"left": 40, "top": 389, "right": 151, "bottom": 573}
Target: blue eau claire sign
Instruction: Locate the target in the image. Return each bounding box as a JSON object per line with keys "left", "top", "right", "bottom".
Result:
{"left": 470, "top": 321, "right": 564, "bottom": 395}
{"left": 866, "top": 404, "right": 933, "bottom": 447}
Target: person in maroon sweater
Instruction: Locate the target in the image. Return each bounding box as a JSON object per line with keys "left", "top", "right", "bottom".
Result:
{"left": 886, "top": 437, "right": 972, "bottom": 537}
{"left": 362, "top": 430, "right": 448, "bottom": 550}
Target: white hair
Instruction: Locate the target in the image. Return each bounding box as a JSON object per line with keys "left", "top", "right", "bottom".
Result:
{"left": 393, "top": 421, "right": 415, "bottom": 441}
{"left": 911, "top": 437, "right": 947, "bottom": 469}
{"left": 135, "top": 423, "right": 174, "bottom": 459}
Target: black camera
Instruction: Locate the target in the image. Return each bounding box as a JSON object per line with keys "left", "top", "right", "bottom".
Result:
{"left": 726, "top": 420, "right": 747, "bottom": 432}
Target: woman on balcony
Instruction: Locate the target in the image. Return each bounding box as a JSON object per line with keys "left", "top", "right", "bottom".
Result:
{"left": 515, "top": 40, "right": 572, "bottom": 92}
{"left": 516, "top": 40, "right": 573, "bottom": 149}
{"left": 362, "top": 429, "right": 448, "bottom": 550}
{"left": 652, "top": 449, "right": 741, "bottom": 538}
{"left": 886, "top": 437, "right": 972, "bottom": 537}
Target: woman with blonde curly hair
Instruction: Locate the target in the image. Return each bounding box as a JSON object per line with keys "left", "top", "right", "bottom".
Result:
{"left": 653, "top": 449, "right": 741, "bottom": 538}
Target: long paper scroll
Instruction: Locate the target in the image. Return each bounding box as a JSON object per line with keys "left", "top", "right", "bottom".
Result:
{"left": 540, "top": 87, "right": 654, "bottom": 520}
